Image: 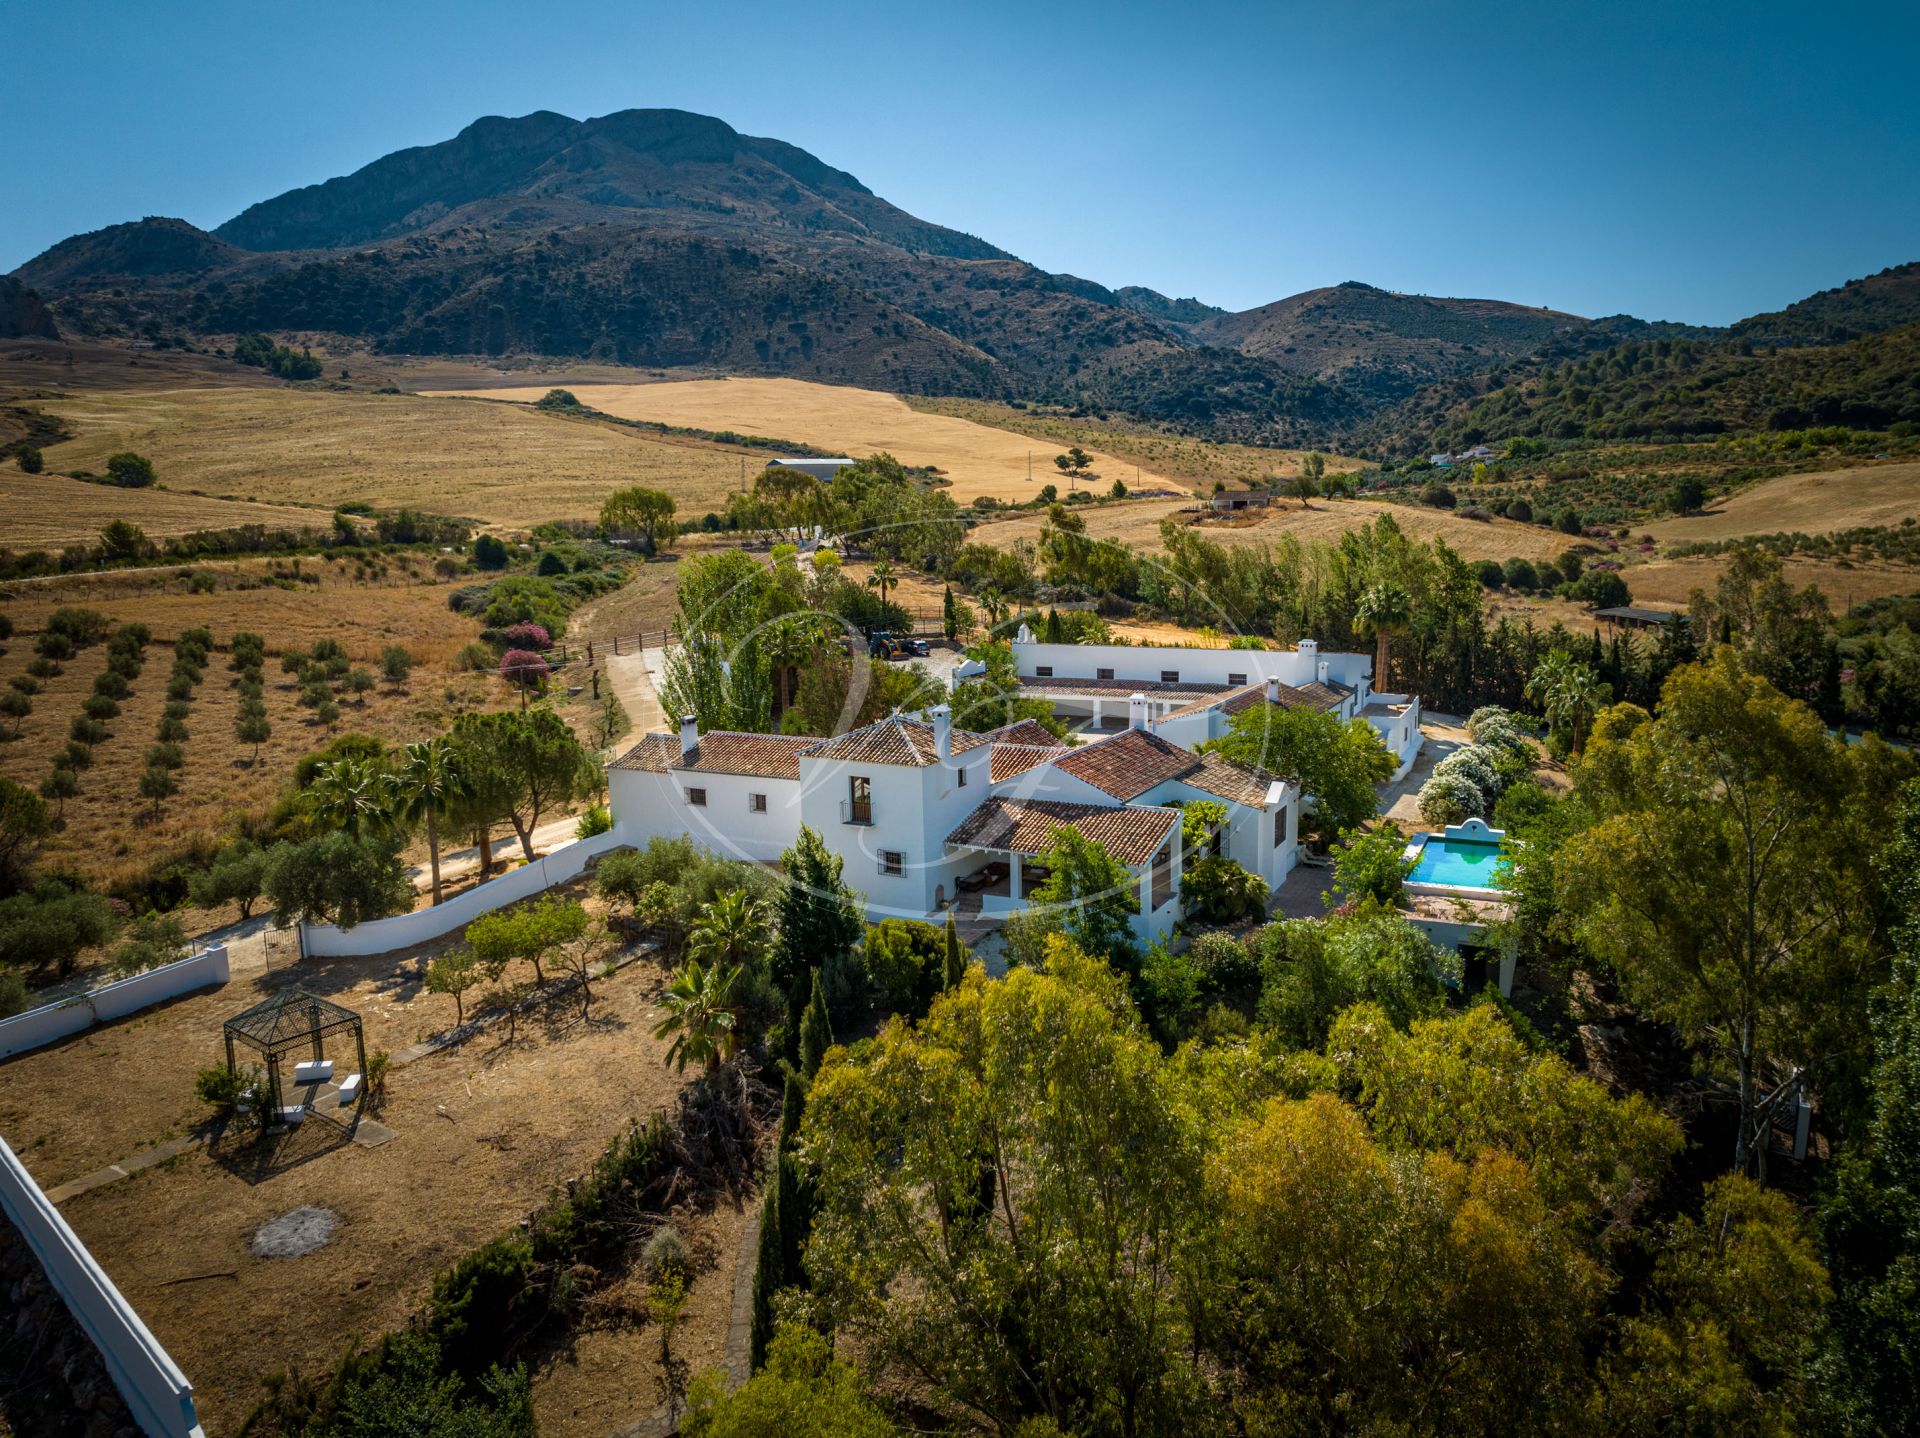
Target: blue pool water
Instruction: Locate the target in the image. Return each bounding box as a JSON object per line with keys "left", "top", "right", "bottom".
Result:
{"left": 1409, "top": 838, "right": 1506, "bottom": 890}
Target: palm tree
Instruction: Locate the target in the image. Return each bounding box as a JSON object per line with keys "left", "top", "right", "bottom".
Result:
{"left": 687, "top": 890, "right": 773, "bottom": 972}
{"left": 866, "top": 557, "right": 897, "bottom": 608}
{"left": 977, "top": 588, "right": 1010, "bottom": 634}
{"left": 1527, "top": 651, "right": 1612, "bottom": 755}
{"left": 1355, "top": 581, "right": 1412, "bottom": 692}
{"left": 653, "top": 959, "right": 742, "bottom": 1074}
{"left": 393, "top": 739, "right": 468, "bottom": 905}
{"left": 309, "top": 754, "right": 393, "bottom": 838}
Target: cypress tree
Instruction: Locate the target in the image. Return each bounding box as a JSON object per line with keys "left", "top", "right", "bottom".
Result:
{"left": 799, "top": 971, "right": 833, "bottom": 1080}
{"left": 748, "top": 1166, "right": 784, "bottom": 1370}
{"left": 776, "top": 1149, "right": 812, "bottom": 1293}
{"left": 779, "top": 1070, "right": 805, "bottom": 1151}
{"left": 943, "top": 909, "right": 965, "bottom": 991}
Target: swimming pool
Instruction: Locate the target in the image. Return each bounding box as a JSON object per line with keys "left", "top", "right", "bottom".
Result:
{"left": 1407, "top": 837, "right": 1506, "bottom": 891}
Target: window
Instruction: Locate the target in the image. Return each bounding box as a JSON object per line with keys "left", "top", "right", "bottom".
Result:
{"left": 845, "top": 775, "right": 873, "bottom": 825}
{"left": 1150, "top": 843, "right": 1174, "bottom": 909}
{"left": 1161, "top": 670, "right": 1180, "bottom": 684}
{"left": 878, "top": 850, "right": 904, "bottom": 876}
{"left": 1227, "top": 672, "right": 1247, "bottom": 687}
{"left": 1097, "top": 667, "right": 1115, "bottom": 680}
{"left": 1036, "top": 665, "right": 1053, "bottom": 678}
{"left": 749, "top": 793, "right": 768, "bottom": 813}
{"left": 685, "top": 787, "right": 707, "bottom": 807}
{"left": 1274, "top": 809, "right": 1287, "bottom": 847}
{"left": 957, "top": 765, "right": 967, "bottom": 787}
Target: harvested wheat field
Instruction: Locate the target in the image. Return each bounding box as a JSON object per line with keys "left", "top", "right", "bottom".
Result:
{"left": 33, "top": 386, "right": 756, "bottom": 529}
{"left": 432, "top": 376, "right": 1186, "bottom": 504}
{"left": 2, "top": 941, "right": 749, "bottom": 1437}
{"left": 908, "top": 395, "right": 1365, "bottom": 492}
{"left": 1643, "top": 462, "right": 1920, "bottom": 545}
{"left": 973, "top": 496, "right": 1571, "bottom": 563}
{"left": 0, "top": 471, "right": 332, "bottom": 550}
{"left": 1624, "top": 555, "right": 1920, "bottom": 610}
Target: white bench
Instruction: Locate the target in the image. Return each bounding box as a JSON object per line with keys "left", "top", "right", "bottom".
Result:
{"left": 336, "top": 1073, "right": 363, "bottom": 1105}
{"left": 293, "top": 1059, "right": 334, "bottom": 1085}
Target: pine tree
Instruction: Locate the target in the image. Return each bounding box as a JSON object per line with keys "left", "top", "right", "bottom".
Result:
{"left": 799, "top": 971, "right": 833, "bottom": 1080}
{"left": 943, "top": 909, "right": 965, "bottom": 991}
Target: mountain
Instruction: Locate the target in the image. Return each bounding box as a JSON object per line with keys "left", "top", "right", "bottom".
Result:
{"left": 1730, "top": 262, "right": 1920, "bottom": 346}
{"left": 1114, "top": 286, "right": 1227, "bottom": 327}
{"left": 1186, "top": 281, "right": 1588, "bottom": 406}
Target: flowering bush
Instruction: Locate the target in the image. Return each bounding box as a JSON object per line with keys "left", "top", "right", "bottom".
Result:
{"left": 501, "top": 621, "right": 552, "bottom": 652}
{"left": 1418, "top": 770, "right": 1486, "bottom": 825}
{"left": 499, "top": 649, "right": 551, "bottom": 689}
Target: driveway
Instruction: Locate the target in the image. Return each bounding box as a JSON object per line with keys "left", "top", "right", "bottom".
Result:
{"left": 1379, "top": 713, "right": 1470, "bottom": 828}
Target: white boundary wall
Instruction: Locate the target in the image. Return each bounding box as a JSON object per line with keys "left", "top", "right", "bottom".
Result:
{"left": 300, "top": 830, "right": 628, "bottom": 957}
{"left": 0, "top": 1136, "right": 205, "bottom": 1437}
{"left": 0, "top": 946, "right": 230, "bottom": 1062}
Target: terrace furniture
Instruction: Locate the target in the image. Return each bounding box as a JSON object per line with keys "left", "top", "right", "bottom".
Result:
{"left": 222, "top": 990, "right": 367, "bottom": 1123}
{"left": 336, "top": 1073, "right": 363, "bottom": 1105}
{"left": 293, "top": 1059, "right": 334, "bottom": 1086}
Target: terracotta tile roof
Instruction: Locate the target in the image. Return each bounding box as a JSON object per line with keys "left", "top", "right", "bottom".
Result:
{"left": 945, "top": 798, "right": 1178, "bottom": 867}
{"left": 1017, "top": 675, "right": 1230, "bottom": 701}
{"left": 1053, "top": 727, "right": 1202, "bottom": 799}
{"left": 799, "top": 716, "right": 989, "bottom": 768}
{"left": 611, "top": 730, "right": 812, "bottom": 779}
{"left": 1049, "top": 725, "right": 1280, "bottom": 807}
{"left": 986, "top": 718, "right": 1063, "bottom": 747}
{"left": 990, "top": 743, "right": 1068, "bottom": 783}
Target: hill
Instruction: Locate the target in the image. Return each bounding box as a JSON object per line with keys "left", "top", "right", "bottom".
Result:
{"left": 0, "top": 277, "right": 59, "bottom": 339}
{"left": 1186, "top": 281, "right": 1587, "bottom": 404}
{"left": 1114, "top": 286, "right": 1227, "bottom": 326}
{"left": 1427, "top": 324, "right": 1920, "bottom": 447}
{"left": 1731, "top": 261, "right": 1920, "bottom": 346}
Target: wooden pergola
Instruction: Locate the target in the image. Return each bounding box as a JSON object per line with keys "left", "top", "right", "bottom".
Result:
{"left": 222, "top": 989, "right": 366, "bottom": 1120}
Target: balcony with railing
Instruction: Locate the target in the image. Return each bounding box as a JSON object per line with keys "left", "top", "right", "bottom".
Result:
{"left": 840, "top": 798, "right": 874, "bottom": 826}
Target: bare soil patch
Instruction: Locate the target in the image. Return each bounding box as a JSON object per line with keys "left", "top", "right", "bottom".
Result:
{"left": 6, "top": 949, "right": 730, "bottom": 1437}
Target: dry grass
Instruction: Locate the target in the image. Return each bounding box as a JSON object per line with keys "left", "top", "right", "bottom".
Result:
{"left": 0, "top": 471, "right": 329, "bottom": 550}
{"left": 429, "top": 377, "right": 1188, "bottom": 504}
{"left": 907, "top": 395, "right": 1365, "bottom": 492}
{"left": 33, "top": 387, "right": 757, "bottom": 529}
{"left": 1643, "top": 462, "right": 1920, "bottom": 544}
{"left": 1623, "top": 556, "right": 1920, "bottom": 610}
{"left": 0, "top": 946, "right": 740, "bottom": 1438}
{"left": 972, "top": 496, "right": 1572, "bottom": 563}
{"left": 0, "top": 560, "right": 505, "bottom": 886}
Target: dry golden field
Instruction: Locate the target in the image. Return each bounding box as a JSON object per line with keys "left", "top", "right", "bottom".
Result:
{"left": 0, "top": 470, "right": 330, "bottom": 550}
{"left": 972, "top": 495, "right": 1572, "bottom": 563}
{"left": 907, "top": 395, "right": 1366, "bottom": 492}
{"left": 1643, "top": 462, "right": 1920, "bottom": 544}
{"left": 31, "top": 387, "right": 758, "bottom": 529}
{"left": 429, "top": 377, "right": 1188, "bottom": 504}
{"left": 1622, "top": 556, "right": 1920, "bottom": 610}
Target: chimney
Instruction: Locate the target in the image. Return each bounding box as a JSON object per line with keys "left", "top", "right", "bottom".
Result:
{"left": 1298, "top": 638, "right": 1319, "bottom": 661}
{"left": 1265, "top": 676, "right": 1280, "bottom": 704}
{"left": 679, "top": 714, "right": 699, "bottom": 759}
{"left": 1129, "top": 693, "right": 1151, "bottom": 731}
{"left": 1317, "top": 659, "right": 1330, "bottom": 685}
{"left": 931, "top": 703, "right": 952, "bottom": 760}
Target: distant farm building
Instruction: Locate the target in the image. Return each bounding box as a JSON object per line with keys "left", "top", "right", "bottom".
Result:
{"left": 1594, "top": 605, "right": 1681, "bottom": 630}
{"left": 765, "top": 457, "right": 857, "bottom": 482}
{"left": 1209, "top": 489, "right": 1271, "bottom": 511}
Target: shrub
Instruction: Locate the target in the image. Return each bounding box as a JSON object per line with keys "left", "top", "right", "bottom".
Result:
{"left": 69, "top": 716, "right": 108, "bottom": 745}
{"left": 1502, "top": 557, "right": 1539, "bottom": 590}
{"left": 1330, "top": 827, "right": 1415, "bottom": 908}
{"left": 1475, "top": 558, "right": 1505, "bottom": 589}
{"left": 1179, "top": 856, "right": 1269, "bottom": 924}
{"left": 380, "top": 645, "right": 414, "bottom": 684}
{"left": 1466, "top": 705, "right": 1516, "bottom": 742}
{"left": 499, "top": 649, "right": 550, "bottom": 690}
{"left": 35, "top": 632, "right": 73, "bottom": 661}
{"left": 501, "top": 621, "right": 552, "bottom": 652}
{"left": 1433, "top": 745, "right": 1503, "bottom": 801}
{"left": 110, "top": 913, "right": 189, "bottom": 976}
{"left": 145, "top": 741, "right": 185, "bottom": 770}
{"left": 0, "top": 883, "right": 117, "bottom": 976}
{"left": 16, "top": 446, "right": 41, "bottom": 475}
{"left": 641, "top": 1224, "right": 689, "bottom": 1285}
{"left": 1420, "top": 481, "right": 1456, "bottom": 509}
{"left": 1188, "top": 929, "right": 1259, "bottom": 993}
{"left": 0, "top": 968, "right": 28, "bottom": 1018}
{"left": 106, "top": 452, "right": 158, "bottom": 488}
{"left": 472, "top": 534, "right": 510, "bottom": 570}
{"left": 1418, "top": 769, "right": 1486, "bottom": 825}
{"left": 456, "top": 641, "right": 495, "bottom": 672}
{"left": 536, "top": 551, "right": 567, "bottom": 577}
{"left": 1506, "top": 497, "right": 1533, "bottom": 523}
{"left": 574, "top": 803, "right": 612, "bottom": 840}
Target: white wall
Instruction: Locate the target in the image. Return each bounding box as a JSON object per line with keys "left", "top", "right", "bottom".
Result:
{"left": 0, "top": 947, "right": 230, "bottom": 1062}
{"left": 0, "top": 1137, "right": 204, "bottom": 1437}
{"left": 1012, "top": 641, "right": 1373, "bottom": 693}
{"left": 801, "top": 746, "right": 989, "bottom": 919}
{"left": 300, "top": 832, "right": 626, "bottom": 958}
{"left": 609, "top": 765, "right": 802, "bottom": 864}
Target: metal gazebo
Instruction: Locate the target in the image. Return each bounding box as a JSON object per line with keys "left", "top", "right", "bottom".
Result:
{"left": 221, "top": 989, "right": 367, "bottom": 1120}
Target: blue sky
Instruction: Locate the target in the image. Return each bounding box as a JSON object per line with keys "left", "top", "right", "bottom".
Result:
{"left": 7, "top": 0, "right": 1917, "bottom": 324}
